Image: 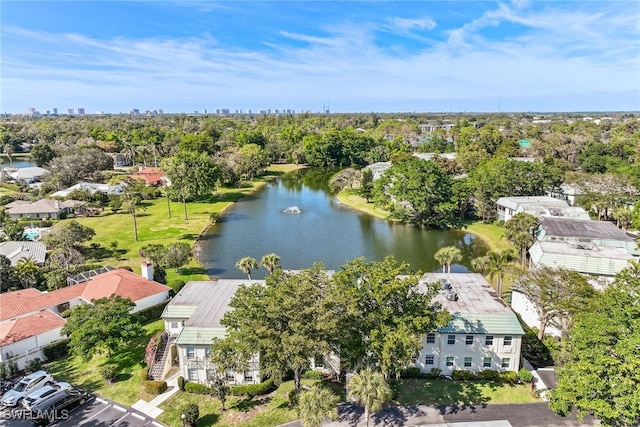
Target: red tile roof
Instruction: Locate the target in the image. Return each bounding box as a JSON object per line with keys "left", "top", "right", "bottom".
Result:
{"left": 131, "top": 167, "right": 165, "bottom": 185}
{"left": 0, "top": 310, "right": 66, "bottom": 346}
{"left": 0, "top": 269, "right": 169, "bottom": 322}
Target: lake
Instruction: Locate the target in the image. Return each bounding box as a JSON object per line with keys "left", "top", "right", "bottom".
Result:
{"left": 198, "top": 168, "right": 489, "bottom": 279}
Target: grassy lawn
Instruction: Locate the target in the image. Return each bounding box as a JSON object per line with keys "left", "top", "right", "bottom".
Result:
{"left": 394, "top": 378, "right": 539, "bottom": 406}
{"left": 336, "top": 190, "right": 391, "bottom": 220}
{"left": 463, "top": 221, "right": 512, "bottom": 252}
{"left": 45, "top": 320, "right": 164, "bottom": 406}
{"left": 71, "top": 164, "right": 306, "bottom": 282}
{"left": 157, "top": 378, "right": 331, "bottom": 427}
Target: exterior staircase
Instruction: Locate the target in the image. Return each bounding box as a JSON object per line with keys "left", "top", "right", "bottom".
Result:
{"left": 150, "top": 335, "right": 174, "bottom": 381}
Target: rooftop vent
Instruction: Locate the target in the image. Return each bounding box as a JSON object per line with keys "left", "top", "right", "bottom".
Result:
{"left": 440, "top": 279, "right": 452, "bottom": 290}
{"left": 445, "top": 291, "right": 458, "bottom": 301}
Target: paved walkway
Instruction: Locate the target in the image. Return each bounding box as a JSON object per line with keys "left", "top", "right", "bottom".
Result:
{"left": 131, "top": 371, "right": 181, "bottom": 419}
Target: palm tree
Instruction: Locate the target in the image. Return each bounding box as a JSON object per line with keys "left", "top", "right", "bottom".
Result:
{"left": 473, "top": 249, "right": 518, "bottom": 296}
{"left": 298, "top": 386, "right": 339, "bottom": 427}
{"left": 260, "top": 253, "right": 281, "bottom": 274}
{"left": 236, "top": 257, "right": 259, "bottom": 280}
{"left": 347, "top": 367, "right": 392, "bottom": 427}
{"left": 15, "top": 257, "right": 38, "bottom": 288}
{"left": 433, "top": 246, "right": 462, "bottom": 273}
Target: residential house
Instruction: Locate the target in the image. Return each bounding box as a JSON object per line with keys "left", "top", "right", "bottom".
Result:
{"left": 0, "top": 267, "right": 170, "bottom": 369}
{"left": 161, "top": 280, "right": 262, "bottom": 385}
{"left": 131, "top": 167, "right": 166, "bottom": 187}
{"left": 0, "top": 241, "right": 46, "bottom": 266}
{"left": 5, "top": 199, "right": 85, "bottom": 220}
{"left": 537, "top": 217, "right": 637, "bottom": 252}
{"left": 496, "top": 196, "right": 590, "bottom": 222}
{"left": 49, "top": 181, "right": 124, "bottom": 198}
{"left": 549, "top": 183, "right": 581, "bottom": 206}
{"left": 416, "top": 273, "right": 524, "bottom": 375}
{"left": 7, "top": 167, "right": 49, "bottom": 186}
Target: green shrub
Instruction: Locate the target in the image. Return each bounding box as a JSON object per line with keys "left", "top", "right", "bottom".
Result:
{"left": 500, "top": 371, "right": 518, "bottom": 384}
{"left": 451, "top": 370, "right": 477, "bottom": 381}
{"left": 302, "top": 370, "right": 324, "bottom": 380}
{"left": 177, "top": 376, "right": 185, "bottom": 391}
{"left": 518, "top": 368, "right": 534, "bottom": 383}
{"left": 99, "top": 364, "right": 118, "bottom": 382}
{"left": 137, "top": 301, "right": 170, "bottom": 323}
{"left": 0, "top": 362, "right": 6, "bottom": 380}
{"left": 42, "top": 339, "right": 70, "bottom": 361}
{"left": 388, "top": 379, "right": 400, "bottom": 400}
{"left": 400, "top": 367, "right": 422, "bottom": 378}
{"left": 184, "top": 382, "right": 212, "bottom": 394}
{"left": 477, "top": 370, "right": 501, "bottom": 382}
{"left": 140, "top": 366, "right": 150, "bottom": 381}
{"left": 168, "top": 279, "right": 186, "bottom": 295}
{"left": 144, "top": 380, "right": 168, "bottom": 395}
{"left": 229, "top": 378, "right": 274, "bottom": 397}
{"left": 427, "top": 368, "right": 441, "bottom": 379}
{"left": 25, "top": 358, "right": 43, "bottom": 374}
{"left": 182, "top": 403, "right": 199, "bottom": 427}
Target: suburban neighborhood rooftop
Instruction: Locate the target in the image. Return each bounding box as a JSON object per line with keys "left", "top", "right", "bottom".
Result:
{"left": 539, "top": 217, "right": 635, "bottom": 241}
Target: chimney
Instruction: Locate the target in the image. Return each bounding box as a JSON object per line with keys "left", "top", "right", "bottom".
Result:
{"left": 141, "top": 261, "right": 154, "bottom": 280}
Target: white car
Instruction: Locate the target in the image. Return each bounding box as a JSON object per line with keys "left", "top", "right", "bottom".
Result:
{"left": 0, "top": 371, "right": 54, "bottom": 407}
{"left": 22, "top": 382, "right": 72, "bottom": 411}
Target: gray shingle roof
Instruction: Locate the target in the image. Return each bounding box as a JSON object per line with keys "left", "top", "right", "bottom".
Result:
{"left": 539, "top": 217, "right": 633, "bottom": 241}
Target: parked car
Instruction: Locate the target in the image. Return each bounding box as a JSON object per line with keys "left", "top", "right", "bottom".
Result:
{"left": 0, "top": 371, "right": 53, "bottom": 407}
{"left": 22, "top": 382, "right": 73, "bottom": 411}
{"left": 29, "top": 388, "right": 91, "bottom": 426}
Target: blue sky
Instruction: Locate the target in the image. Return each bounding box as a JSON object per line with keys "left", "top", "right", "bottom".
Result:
{"left": 1, "top": 1, "right": 639, "bottom": 114}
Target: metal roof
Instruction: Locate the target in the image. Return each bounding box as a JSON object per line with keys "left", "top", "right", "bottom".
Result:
{"left": 174, "top": 326, "right": 227, "bottom": 346}
{"left": 438, "top": 313, "right": 525, "bottom": 335}
{"left": 0, "top": 241, "right": 47, "bottom": 266}
{"left": 163, "top": 305, "right": 197, "bottom": 318}
{"left": 539, "top": 217, "right": 634, "bottom": 241}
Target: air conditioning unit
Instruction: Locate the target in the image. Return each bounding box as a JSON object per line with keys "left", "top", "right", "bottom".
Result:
{"left": 445, "top": 292, "right": 458, "bottom": 301}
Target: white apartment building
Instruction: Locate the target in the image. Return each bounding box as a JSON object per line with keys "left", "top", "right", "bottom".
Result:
{"left": 416, "top": 273, "right": 525, "bottom": 375}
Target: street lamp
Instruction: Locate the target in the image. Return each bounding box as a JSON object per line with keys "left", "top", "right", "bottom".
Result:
{"left": 181, "top": 413, "right": 186, "bottom": 427}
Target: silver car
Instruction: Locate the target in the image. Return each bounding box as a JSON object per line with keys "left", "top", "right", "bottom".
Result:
{"left": 0, "top": 370, "right": 53, "bottom": 407}
{"left": 22, "top": 381, "right": 72, "bottom": 411}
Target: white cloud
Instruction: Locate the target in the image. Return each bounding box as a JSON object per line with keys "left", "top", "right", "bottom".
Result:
{"left": 386, "top": 17, "right": 437, "bottom": 31}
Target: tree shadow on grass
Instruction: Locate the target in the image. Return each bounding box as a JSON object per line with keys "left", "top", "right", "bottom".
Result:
{"left": 179, "top": 233, "right": 198, "bottom": 240}
{"left": 395, "top": 378, "right": 494, "bottom": 412}
{"left": 199, "top": 413, "right": 220, "bottom": 425}
{"left": 82, "top": 246, "right": 114, "bottom": 261}
{"left": 231, "top": 397, "right": 258, "bottom": 412}
{"left": 116, "top": 373, "right": 132, "bottom": 382}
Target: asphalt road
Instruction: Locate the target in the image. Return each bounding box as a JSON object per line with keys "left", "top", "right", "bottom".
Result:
{"left": 0, "top": 396, "right": 164, "bottom": 427}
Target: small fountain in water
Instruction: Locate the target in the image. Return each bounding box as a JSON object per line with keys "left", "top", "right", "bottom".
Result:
{"left": 283, "top": 206, "right": 301, "bottom": 214}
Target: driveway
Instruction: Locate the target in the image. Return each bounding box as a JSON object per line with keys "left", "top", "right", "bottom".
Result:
{"left": 0, "top": 395, "right": 165, "bottom": 426}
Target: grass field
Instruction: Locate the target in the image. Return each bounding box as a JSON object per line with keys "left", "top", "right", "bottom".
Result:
{"left": 463, "top": 221, "right": 512, "bottom": 252}
{"left": 335, "top": 190, "right": 391, "bottom": 220}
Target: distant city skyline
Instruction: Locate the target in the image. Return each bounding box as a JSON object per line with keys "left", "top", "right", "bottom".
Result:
{"left": 2, "top": 1, "right": 639, "bottom": 114}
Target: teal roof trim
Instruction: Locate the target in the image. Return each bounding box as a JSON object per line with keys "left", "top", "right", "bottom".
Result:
{"left": 438, "top": 313, "right": 525, "bottom": 335}
{"left": 175, "top": 327, "right": 227, "bottom": 346}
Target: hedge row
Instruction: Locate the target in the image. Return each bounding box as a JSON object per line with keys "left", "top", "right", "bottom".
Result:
{"left": 42, "top": 339, "right": 70, "bottom": 362}
{"left": 451, "top": 369, "right": 518, "bottom": 384}
{"left": 183, "top": 379, "right": 275, "bottom": 398}
{"left": 137, "top": 300, "right": 170, "bottom": 324}
{"left": 144, "top": 380, "right": 168, "bottom": 394}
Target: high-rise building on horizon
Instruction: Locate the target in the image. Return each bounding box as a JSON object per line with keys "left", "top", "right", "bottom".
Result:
{"left": 77, "top": 108, "right": 85, "bottom": 115}
{"left": 67, "top": 108, "right": 74, "bottom": 115}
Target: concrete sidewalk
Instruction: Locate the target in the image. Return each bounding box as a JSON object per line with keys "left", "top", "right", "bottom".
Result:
{"left": 131, "top": 371, "right": 181, "bottom": 419}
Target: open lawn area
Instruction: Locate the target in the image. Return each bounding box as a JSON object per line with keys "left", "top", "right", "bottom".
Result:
{"left": 394, "top": 378, "right": 539, "bottom": 406}
{"left": 336, "top": 190, "right": 391, "bottom": 220}
{"left": 158, "top": 378, "right": 338, "bottom": 427}
{"left": 45, "top": 320, "right": 164, "bottom": 406}
{"left": 72, "top": 164, "right": 306, "bottom": 282}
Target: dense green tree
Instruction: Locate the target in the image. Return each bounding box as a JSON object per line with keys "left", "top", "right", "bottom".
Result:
{"left": 208, "top": 374, "right": 229, "bottom": 412}
{"left": 238, "top": 143, "right": 268, "bottom": 179}
{"left": 47, "top": 247, "right": 85, "bottom": 272}
{"left": 217, "top": 264, "right": 338, "bottom": 394}
{"left": 472, "top": 249, "right": 518, "bottom": 297}
{"left": 347, "top": 367, "right": 392, "bottom": 427}
{"left": 42, "top": 220, "right": 95, "bottom": 249}
{"left": 164, "top": 242, "right": 192, "bottom": 272}
{"left": 0, "top": 255, "right": 17, "bottom": 292}
{"left": 549, "top": 270, "right": 640, "bottom": 426}
{"left": 505, "top": 212, "right": 540, "bottom": 266}
{"left": 30, "top": 143, "right": 57, "bottom": 167}
{"left": 140, "top": 244, "right": 167, "bottom": 266}
{"left": 14, "top": 258, "right": 39, "bottom": 289}
{"left": 359, "top": 168, "right": 374, "bottom": 202}
{"left": 235, "top": 256, "right": 259, "bottom": 280}
{"left": 512, "top": 266, "right": 595, "bottom": 339}
{"left": 161, "top": 151, "right": 221, "bottom": 219}
{"left": 373, "top": 158, "right": 456, "bottom": 227}
{"left": 433, "top": 246, "right": 462, "bottom": 273}
{"left": 47, "top": 147, "right": 114, "bottom": 188}
{"left": 298, "top": 386, "right": 339, "bottom": 427}
{"left": 568, "top": 172, "right": 638, "bottom": 221}
{"left": 179, "top": 132, "right": 218, "bottom": 155}
{"left": 260, "top": 253, "right": 281, "bottom": 274}
{"left": 331, "top": 256, "right": 448, "bottom": 378}
{"left": 61, "top": 295, "right": 143, "bottom": 360}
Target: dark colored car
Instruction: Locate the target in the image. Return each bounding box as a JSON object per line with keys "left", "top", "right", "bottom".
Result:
{"left": 29, "top": 388, "right": 91, "bottom": 426}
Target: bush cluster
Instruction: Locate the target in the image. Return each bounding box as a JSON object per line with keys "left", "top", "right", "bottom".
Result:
{"left": 99, "top": 364, "right": 118, "bottom": 382}
{"left": 140, "top": 366, "right": 150, "bottom": 381}
{"left": 168, "top": 279, "right": 186, "bottom": 296}
{"left": 144, "top": 380, "right": 168, "bottom": 395}
{"left": 449, "top": 369, "right": 520, "bottom": 384}
{"left": 184, "top": 382, "right": 212, "bottom": 394}
{"left": 229, "top": 378, "right": 274, "bottom": 397}
{"left": 137, "top": 301, "right": 170, "bottom": 324}
{"left": 42, "top": 339, "right": 70, "bottom": 361}
{"left": 400, "top": 367, "right": 422, "bottom": 378}
{"left": 518, "top": 368, "right": 534, "bottom": 383}
{"left": 177, "top": 376, "right": 185, "bottom": 391}
{"left": 302, "top": 370, "right": 324, "bottom": 380}
{"left": 451, "top": 370, "right": 476, "bottom": 381}
{"left": 476, "top": 370, "right": 501, "bottom": 381}
{"left": 25, "top": 358, "right": 43, "bottom": 374}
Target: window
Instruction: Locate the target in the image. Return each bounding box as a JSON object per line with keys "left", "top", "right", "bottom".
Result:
{"left": 186, "top": 346, "right": 195, "bottom": 358}
{"left": 226, "top": 371, "right": 236, "bottom": 383}
{"left": 425, "top": 355, "right": 434, "bottom": 365}
{"left": 465, "top": 335, "right": 473, "bottom": 345}
{"left": 170, "top": 322, "right": 178, "bottom": 329}
{"left": 483, "top": 357, "right": 492, "bottom": 368}
{"left": 447, "top": 335, "right": 455, "bottom": 345}
{"left": 504, "top": 336, "right": 512, "bottom": 346}
{"left": 206, "top": 369, "right": 216, "bottom": 381}
{"left": 485, "top": 336, "right": 494, "bottom": 346}
{"left": 205, "top": 347, "right": 212, "bottom": 358}
{"left": 244, "top": 372, "right": 254, "bottom": 382}
{"left": 187, "top": 369, "right": 198, "bottom": 381}
{"left": 446, "top": 356, "right": 454, "bottom": 367}
{"left": 464, "top": 357, "right": 472, "bottom": 368}
{"left": 501, "top": 358, "right": 511, "bottom": 368}
{"left": 426, "top": 333, "right": 435, "bottom": 344}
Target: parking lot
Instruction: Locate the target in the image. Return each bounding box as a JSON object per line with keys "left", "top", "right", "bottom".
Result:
{"left": 0, "top": 396, "right": 164, "bottom": 426}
